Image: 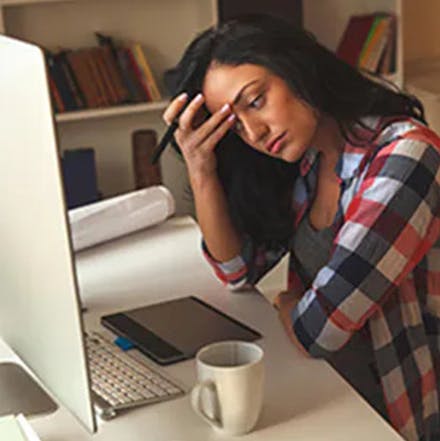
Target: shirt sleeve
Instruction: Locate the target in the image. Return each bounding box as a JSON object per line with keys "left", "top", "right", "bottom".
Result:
{"left": 291, "top": 138, "right": 440, "bottom": 358}
{"left": 202, "top": 237, "right": 287, "bottom": 291}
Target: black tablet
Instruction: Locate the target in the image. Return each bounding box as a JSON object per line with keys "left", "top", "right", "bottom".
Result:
{"left": 101, "top": 296, "right": 262, "bottom": 365}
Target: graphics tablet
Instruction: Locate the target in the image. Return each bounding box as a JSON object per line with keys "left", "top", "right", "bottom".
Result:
{"left": 101, "top": 296, "right": 262, "bottom": 365}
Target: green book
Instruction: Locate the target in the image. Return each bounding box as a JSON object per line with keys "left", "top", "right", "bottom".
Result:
{"left": 0, "top": 415, "right": 27, "bottom": 441}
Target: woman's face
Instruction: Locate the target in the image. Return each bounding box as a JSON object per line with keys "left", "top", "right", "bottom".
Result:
{"left": 202, "top": 63, "right": 319, "bottom": 162}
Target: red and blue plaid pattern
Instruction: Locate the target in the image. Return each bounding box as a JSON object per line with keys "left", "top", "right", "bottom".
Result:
{"left": 203, "top": 118, "right": 440, "bottom": 440}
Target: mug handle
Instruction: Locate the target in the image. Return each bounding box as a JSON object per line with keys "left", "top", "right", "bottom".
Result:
{"left": 191, "top": 380, "right": 222, "bottom": 429}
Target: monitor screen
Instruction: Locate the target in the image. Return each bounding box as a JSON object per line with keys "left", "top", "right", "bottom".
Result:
{"left": 0, "top": 36, "right": 96, "bottom": 432}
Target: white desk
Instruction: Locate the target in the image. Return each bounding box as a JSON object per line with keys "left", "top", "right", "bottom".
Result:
{"left": 1, "top": 216, "right": 404, "bottom": 440}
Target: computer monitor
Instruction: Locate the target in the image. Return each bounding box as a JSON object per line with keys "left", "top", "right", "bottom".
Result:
{"left": 0, "top": 36, "right": 96, "bottom": 432}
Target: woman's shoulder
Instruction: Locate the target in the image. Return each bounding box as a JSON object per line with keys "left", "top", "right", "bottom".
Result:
{"left": 376, "top": 116, "right": 440, "bottom": 148}
{"left": 368, "top": 117, "right": 440, "bottom": 179}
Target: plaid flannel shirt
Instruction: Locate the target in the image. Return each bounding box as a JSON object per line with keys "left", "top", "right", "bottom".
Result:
{"left": 203, "top": 118, "right": 440, "bottom": 441}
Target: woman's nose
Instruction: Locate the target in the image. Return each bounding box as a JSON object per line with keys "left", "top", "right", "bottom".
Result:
{"left": 241, "top": 117, "right": 269, "bottom": 145}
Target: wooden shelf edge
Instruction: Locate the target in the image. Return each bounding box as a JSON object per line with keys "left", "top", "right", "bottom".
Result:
{"left": 1, "top": 0, "right": 75, "bottom": 6}
{"left": 55, "top": 100, "right": 169, "bottom": 123}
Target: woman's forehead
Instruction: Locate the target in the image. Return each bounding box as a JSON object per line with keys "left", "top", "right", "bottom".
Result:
{"left": 202, "top": 63, "right": 269, "bottom": 113}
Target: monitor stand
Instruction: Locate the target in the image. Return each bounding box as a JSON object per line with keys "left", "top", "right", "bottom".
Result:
{"left": 0, "top": 363, "right": 57, "bottom": 417}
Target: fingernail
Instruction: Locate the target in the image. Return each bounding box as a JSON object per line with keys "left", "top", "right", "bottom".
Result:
{"left": 220, "top": 103, "right": 230, "bottom": 113}
{"left": 227, "top": 113, "right": 236, "bottom": 121}
{"left": 194, "top": 93, "right": 203, "bottom": 102}
{"left": 177, "top": 92, "right": 188, "bottom": 100}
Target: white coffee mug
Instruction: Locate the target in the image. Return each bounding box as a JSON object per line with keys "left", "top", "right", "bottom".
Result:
{"left": 191, "top": 340, "right": 264, "bottom": 436}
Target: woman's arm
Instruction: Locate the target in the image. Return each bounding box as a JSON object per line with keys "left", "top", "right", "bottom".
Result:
{"left": 190, "top": 172, "right": 243, "bottom": 262}
{"left": 163, "top": 94, "right": 288, "bottom": 289}
{"left": 163, "top": 93, "right": 243, "bottom": 262}
{"left": 274, "top": 291, "right": 310, "bottom": 357}
{"left": 289, "top": 137, "right": 440, "bottom": 358}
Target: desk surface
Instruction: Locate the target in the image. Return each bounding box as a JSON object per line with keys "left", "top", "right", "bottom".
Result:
{"left": 1, "top": 216, "right": 403, "bottom": 440}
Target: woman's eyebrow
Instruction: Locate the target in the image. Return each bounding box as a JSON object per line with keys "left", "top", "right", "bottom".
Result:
{"left": 232, "top": 79, "right": 260, "bottom": 105}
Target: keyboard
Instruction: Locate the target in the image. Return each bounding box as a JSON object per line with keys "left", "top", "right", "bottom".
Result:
{"left": 85, "top": 332, "right": 185, "bottom": 419}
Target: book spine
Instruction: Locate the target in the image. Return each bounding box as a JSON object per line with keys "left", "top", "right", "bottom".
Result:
{"left": 46, "top": 51, "right": 78, "bottom": 111}
{"left": 131, "top": 43, "right": 162, "bottom": 101}
{"left": 57, "top": 51, "right": 86, "bottom": 109}
{"left": 95, "top": 33, "right": 131, "bottom": 103}
{"left": 116, "top": 47, "right": 146, "bottom": 102}
{"left": 126, "top": 47, "right": 152, "bottom": 101}
{"left": 48, "top": 74, "right": 65, "bottom": 113}
{"left": 359, "top": 16, "right": 391, "bottom": 72}
{"left": 94, "top": 47, "right": 119, "bottom": 105}
{"left": 66, "top": 50, "right": 97, "bottom": 108}
{"left": 85, "top": 47, "right": 109, "bottom": 107}
{"left": 101, "top": 45, "right": 131, "bottom": 103}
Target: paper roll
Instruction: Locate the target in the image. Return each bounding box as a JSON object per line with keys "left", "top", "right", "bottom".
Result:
{"left": 68, "top": 185, "right": 175, "bottom": 251}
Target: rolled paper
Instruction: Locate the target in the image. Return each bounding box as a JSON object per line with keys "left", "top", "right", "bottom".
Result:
{"left": 68, "top": 185, "right": 175, "bottom": 251}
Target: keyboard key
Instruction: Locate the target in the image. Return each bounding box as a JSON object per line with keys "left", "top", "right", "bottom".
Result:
{"left": 85, "top": 332, "right": 184, "bottom": 417}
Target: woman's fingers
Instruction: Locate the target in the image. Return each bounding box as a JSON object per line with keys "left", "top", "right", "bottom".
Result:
{"left": 201, "top": 112, "right": 236, "bottom": 150}
{"left": 195, "top": 103, "right": 233, "bottom": 142}
{"left": 164, "top": 92, "right": 236, "bottom": 157}
{"left": 178, "top": 93, "right": 206, "bottom": 131}
{"left": 162, "top": 93, "right": 188, "bottom": 125}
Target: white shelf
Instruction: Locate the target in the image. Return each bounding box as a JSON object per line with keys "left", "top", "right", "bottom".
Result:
{"left": 0, "top": 0, "right": 74, "bottom": 6}
{"left": 55, "top": 100, "right": 169, "bottom": 123}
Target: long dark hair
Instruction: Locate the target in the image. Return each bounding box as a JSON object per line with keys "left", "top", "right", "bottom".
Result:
{"left": 168, "top": 14, "right": 425, "bottom": 247}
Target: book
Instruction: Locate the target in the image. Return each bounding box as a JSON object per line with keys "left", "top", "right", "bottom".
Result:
{"left": 66, "top": 49, "right": 98, "bottom": 108}
{"left": 131, "top": 42, "right": 162, "bottom": 101}
{"left": 56, "top": 50, "right": 86, "bottom": 109}
{"left": 358, "top": 15, "right": 392, "bottom": 72}
{"left": 93, "top": 47, "right": 119, "bottom": 105}
{"left": 98, "top": 46, "right": 125, "bottom": 104}
{"left": 335, "top": 14, "right": 376, "bottom": 67}
{"left": 84, "top": 47, "right": 109, "bottom": 107}
{"left": 116, "top": 47, "right": 147, "bottom": 102}
{"left": 126, "top": 46, "right": 152, "bottom": 101}
{"left": 45, "top": 51, "right": 78, "bottom": 111}
{"left": 48, "top": 75, "right": 65, "bottom": 113}
{"left": 377, "top": 16, "right": 396, "bottom": 74}
{"left": 95, "top": 32, "right": 131, "bottom": 103}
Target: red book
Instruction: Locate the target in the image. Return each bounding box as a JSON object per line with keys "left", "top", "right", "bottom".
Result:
{"left": 336, "top": 14, "right": 376, "bottom": 67}
{"left": 48, "top": 75, "right": 65, "bottom": 113}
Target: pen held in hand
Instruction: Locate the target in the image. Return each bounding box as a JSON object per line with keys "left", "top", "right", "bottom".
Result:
{"left": 150, "top": 118, "right": 179, "bottom": 164}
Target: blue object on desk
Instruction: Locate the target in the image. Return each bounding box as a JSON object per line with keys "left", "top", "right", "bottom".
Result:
{"left": 114, "top": 336, "right": 135, "bottom": 351}
{"left": 62, "top": 148, "right": 100, "bottom": 209}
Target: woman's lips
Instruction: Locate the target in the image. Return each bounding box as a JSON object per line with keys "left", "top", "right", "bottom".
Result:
{"left": 267, "top": 132, "right": 287, "bottom": 154}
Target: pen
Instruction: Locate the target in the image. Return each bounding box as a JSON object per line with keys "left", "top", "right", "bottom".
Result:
{"left": 151, "top": 63, "right": 198, "bottom": 164}
{"left": 150, "top": 114, "right": 181, "bottom": 164}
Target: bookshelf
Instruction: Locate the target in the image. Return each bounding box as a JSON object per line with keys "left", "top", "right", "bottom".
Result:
{"left": 303, "top": 0, "right": 440, "bottom": 133}
{"left": 0, "top": 0, "right": 217, "bottom": 215}
{"left": 1, "top": 0, "right": 439, "bottom": 213}
{"left": 303, "top": 0, "right": 403, "bottom": 87}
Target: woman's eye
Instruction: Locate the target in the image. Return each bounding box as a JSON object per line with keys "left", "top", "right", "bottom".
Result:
{"left": 249, "top": 94, "right": 264, "bottom": 109}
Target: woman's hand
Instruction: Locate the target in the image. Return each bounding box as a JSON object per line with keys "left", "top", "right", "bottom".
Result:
{"left": 162, "top": 92, "right": 236, "bottom": 185}
{"left": 274, "top": 290, "right": 310, "bottom": 357}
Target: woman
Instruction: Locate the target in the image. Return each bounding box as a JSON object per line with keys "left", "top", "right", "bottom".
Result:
{"left": 162, "top": 15, "right": 440, "bottom": 441}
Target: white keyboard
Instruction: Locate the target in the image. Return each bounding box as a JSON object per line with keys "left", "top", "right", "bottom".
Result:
{"left": 85, "top": 332, "right": 185, "bottom": 419}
